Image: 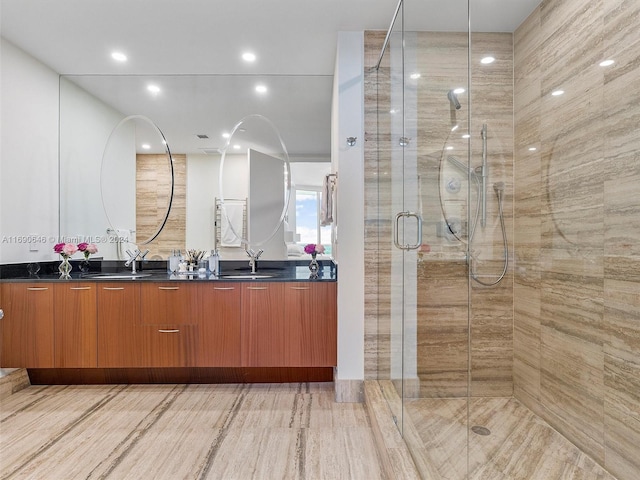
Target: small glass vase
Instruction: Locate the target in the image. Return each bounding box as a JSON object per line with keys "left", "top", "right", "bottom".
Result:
{"left": 309, "top": 253, "right": 319, "bottom": 278}
{"left": 58, "top": 256, "right": 72, "bottom": 278}
{"left": 79, "top": 257, "right": 90, "bottom": 274}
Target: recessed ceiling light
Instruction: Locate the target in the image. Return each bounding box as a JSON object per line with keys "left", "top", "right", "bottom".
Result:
{"left": 147, "top": 84, "right": 161, "bottom": 94}
{"left": 410, "top": 72, "right": 421, "bottom": 80}
{"left": 551, "top": 89, "right": 564, "bottom": 96}
{"left": 390, "top": 109, "right": 396, "bottom": 114}
{"left": 528, "top": 147, "right": 537, "bottom": 151}
{"left": 451, "top": 124, "right": 459, "bottom": 132}
{"left": 242, "top": 52, "right": 256, "bottom": 62}
{"left": 141, "top": 143, "right": 151, "bottom": 150}
{"left": 446, "top": 146, "right": 454, "bottom": 150}
{"left": 599, "top": 59, "right": 614, "bottom": 67}
{"left": 255, "top": 84, "right": 267, "bottom": 93}
{"left": 462, "top": 134, "right": 470, "bottom": 139}
{"left": 111, "top": 51, "right": 127, "bottom": 62}
{"left": 453, "top": 87, "right": 465, "bottom": 94}
{"left": 233, "top": 144, "right": 241, "bottom": 150}
{"left": 222, "top": 132, "right": 230, "bottom": 139}
{"left": 481, "top": 56, "right": 495, "bottom": 64}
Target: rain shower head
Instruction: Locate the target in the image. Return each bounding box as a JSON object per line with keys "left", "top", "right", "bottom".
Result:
{"left": 448, "top": 90, "right": 461, "bottom": 110}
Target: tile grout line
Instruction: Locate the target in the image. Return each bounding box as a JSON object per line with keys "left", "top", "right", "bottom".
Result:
{"left": 87, "top": 384, "right": 189, "bottom": 480}
{"left": 4, "top": 385, "right": 126, "bottom": 480}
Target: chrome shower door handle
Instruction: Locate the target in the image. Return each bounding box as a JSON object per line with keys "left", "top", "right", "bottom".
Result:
{"left": 393, "top": 211, "right": 423, "bottom": 250}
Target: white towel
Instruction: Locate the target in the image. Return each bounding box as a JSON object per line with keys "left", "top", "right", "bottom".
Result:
{"left": 221, "top": 203, "right": 244, "bottom": 246}
{"left": 320, "top": 175, "right": 334, "bottom": 226}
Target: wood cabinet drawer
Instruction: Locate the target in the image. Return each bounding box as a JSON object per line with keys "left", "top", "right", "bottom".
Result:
{"left": 138, "top": 325, "right": 198, "bottom": 367}
{"left": 140, "top": 283, "right": 198, "bottom": 325}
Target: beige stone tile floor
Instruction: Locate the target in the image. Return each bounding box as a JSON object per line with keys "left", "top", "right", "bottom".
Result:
{"left": 404, "top": 396, "right": 618, "bottom": 480}
{"left": 0, "top": 383, "right": 386, "bottom": 480}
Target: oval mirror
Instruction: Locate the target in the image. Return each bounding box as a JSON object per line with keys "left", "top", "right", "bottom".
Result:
{"left": 218, "top": 114, "right": 291, "bottom": 257}
{"left": 101, "top": 114, "right": 174, "bottom": 245}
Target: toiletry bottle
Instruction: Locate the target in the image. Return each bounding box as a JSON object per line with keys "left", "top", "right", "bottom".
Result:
{"left": 209, "top": 249, "right": 220, "bottom": 276}
{"left": 168, "top": 250, "right": 179, "bottom": 273}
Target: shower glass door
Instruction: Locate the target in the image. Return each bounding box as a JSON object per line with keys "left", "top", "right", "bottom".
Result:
{"left": 375, "top": 1, "right": 472, "bottom": 478}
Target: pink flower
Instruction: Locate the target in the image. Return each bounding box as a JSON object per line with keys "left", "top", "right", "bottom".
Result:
{"left": 62, "top": 243, "right": 78, "bottom": 256}
{"left": 86, "top": 243, "right": 98, "bottom": 254}
{"left": 53, "top": 243, "right": 65, "bottom": 254}
{"left": 304, "top": 243, "right": 325, "bottom": 255}
{"left": 77, "top": 242, "right": 89, "bottom": 252}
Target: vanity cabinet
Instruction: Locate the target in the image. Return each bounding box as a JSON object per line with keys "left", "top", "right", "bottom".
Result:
{"left": 97, "top": 283, "right": 142, "bottom": 367}
{"left": 241, "top": 282, "right": 337, "bottom": 367}
{"left": 1, "top": 278, "right": 336, "bottom": 374}
{"left": 54, "top": 283, "right": 97, "bottom": 367}
{"left": 138, "top": 283, "right": 199, "bottom": 367}
{"left": 197, "top": 283, "right": 241, "bottom": 366}
{"left": 0, "top": 283, "right": 55, "bottom": 368}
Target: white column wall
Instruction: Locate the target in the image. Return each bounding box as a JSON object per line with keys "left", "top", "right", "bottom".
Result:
{"left": 333, "top": 31, "right": 365, "bottom": 400}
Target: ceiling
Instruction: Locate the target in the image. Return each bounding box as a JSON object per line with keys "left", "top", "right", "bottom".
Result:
{"left": 1, "top": 0, "right": 540, "bottom": 156}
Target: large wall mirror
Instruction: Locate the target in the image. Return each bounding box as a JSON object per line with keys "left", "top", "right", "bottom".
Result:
{"left": 58, "top": 74, "right": 332, "bottom": 261}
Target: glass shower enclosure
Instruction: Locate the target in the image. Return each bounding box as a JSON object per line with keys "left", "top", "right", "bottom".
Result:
{"left": 367, "top": 0, "right": 514, "bottom": 478}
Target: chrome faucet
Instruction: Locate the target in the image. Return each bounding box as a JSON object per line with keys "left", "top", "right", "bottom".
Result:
{"left": 245, "top": 248, "right": 264, "bottom": 274}
{"left": 125, "top": 248, "right": 149, "bottom": 274}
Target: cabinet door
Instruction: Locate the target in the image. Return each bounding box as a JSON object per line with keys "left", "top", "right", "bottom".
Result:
{"left": 97, "top": 284, "right": 142, "bottom": 367}
{"left": 241, "top": 283, "right": 286, "bottom": 366}
{"left": 284, "top": 282, "right": 337, "bottom": 367}
{"left": 140, "top": 283, "right": 197, "bottom": 325}
{"left": 54, "top": 283, "right": 97, "bottom": 367}
{"left": 0, "top": 283, "right": 54, "bottom": 368}
{"left": 197, "top": 283, "right": 241, "bottom": 366}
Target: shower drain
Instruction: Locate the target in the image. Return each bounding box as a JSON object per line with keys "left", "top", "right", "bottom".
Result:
{"left": 471, "top": 425, "right": 491, "bottom": 436}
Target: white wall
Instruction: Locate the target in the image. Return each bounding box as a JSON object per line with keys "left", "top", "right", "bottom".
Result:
{"left": 333, "top": 32, "right": 365, "bottom": 386}
{"left": 0, "top": 38, "right": 59, "bottom": 264}
{"left": 59, "top": 77, "right": 135, "bottom": 260}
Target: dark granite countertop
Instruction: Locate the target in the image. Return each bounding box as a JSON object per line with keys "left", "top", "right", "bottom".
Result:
{"left": 0, "top": 259, "right": 337, "bottom": 283}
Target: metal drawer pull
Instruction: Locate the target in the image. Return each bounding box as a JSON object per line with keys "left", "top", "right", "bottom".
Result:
{"left": 27, "top": 287, "right": 49, "bottom": 291}
{"left": 247, "top": 287, "right": 268, "bottom": 290}
{"left": 213, "top": 287, "right": 235, "bottom": 290}
{"left": 158, "top": 329, "right": 180, "bottom": 333}
{"left": 158, "top": 287, "right": 179, "bottom": 290}
{"left": 103, "top": 287, "right": 125, "bottom": 291}
{"left": 70, "top": 287, "right": 92, "bottom": 290}
{"left": 290, "top": 286, "right": 310, "bottom": 290}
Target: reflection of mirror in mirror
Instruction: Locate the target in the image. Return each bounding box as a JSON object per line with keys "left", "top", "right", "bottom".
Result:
{"left": 101, "top": 115, "right": 174, "bottom": 251}
{"left": 219, "top": 114, "right": 291, "bottom": 260}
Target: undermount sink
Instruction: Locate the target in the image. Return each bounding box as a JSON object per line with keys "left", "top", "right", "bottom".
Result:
{"left": 85, "top": 273, "right": 152, "bottom": 279}
{"left": 220, "top": 274, "right": 274, "bottom": 279}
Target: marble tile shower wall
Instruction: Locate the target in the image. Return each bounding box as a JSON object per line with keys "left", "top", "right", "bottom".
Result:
{"left": 363, "top": 30, "right": 515, "bottom": 397}
{"left": 513, "top": 1, "right": 640, "bottom": 479}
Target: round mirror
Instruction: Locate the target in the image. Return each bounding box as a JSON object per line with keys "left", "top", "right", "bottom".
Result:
{"left": 101, "top": 115, "right": 174, "bottom": 245}
{"left": 218, "top": 114, "right": 291, "bottom": 255}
